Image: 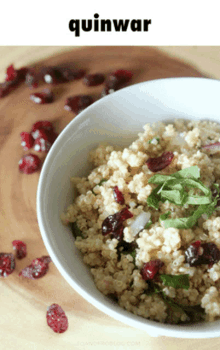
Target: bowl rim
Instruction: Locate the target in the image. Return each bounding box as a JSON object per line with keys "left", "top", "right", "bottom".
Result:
{"left": 37, "top": 77, "right": 220, "bottom": 338}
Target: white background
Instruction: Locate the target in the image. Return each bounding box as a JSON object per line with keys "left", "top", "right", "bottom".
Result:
{"left": 1, "top": 0, "right": 219, "bottom": 45}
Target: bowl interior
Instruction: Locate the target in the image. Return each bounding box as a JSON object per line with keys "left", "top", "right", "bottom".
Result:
{"left": 37, "top": 77, "right": 220, "bottom": 338}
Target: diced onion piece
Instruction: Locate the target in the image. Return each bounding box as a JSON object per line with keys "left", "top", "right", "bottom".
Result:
{"left": 130, "top": 212, "right": 151, "bottom": 236}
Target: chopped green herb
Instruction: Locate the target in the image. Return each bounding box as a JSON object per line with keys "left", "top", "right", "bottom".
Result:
{"left": 130, "top": 250, "right": 136, "bottom": 263}
{"left": 161, "top": 292, "right": 205, "bottom": 324}
{"left": 160, "top": 211, "right": 171, "bottom": 221}
{"left": 144, "top": 281, "right": 161, "bottom": 296}
{"left": 70, "top": 222, "right": 84, "bottom": 238}
{"left": 144, "top": 219, "right": 153, "bottom": 229}
{"left": 98, "top": 179, "right": 108, "bottom": 186}
{"left": 159, "top": 274, "right": 190, "bottom": 290}
{"left": 144, "top": 283, "right": 205, "bottom": 324}
{"left": 148, "top": 137, "right": 160, "bottom": 144}
{"left": 147, "top": 166, "right": 217, "bottom": 229}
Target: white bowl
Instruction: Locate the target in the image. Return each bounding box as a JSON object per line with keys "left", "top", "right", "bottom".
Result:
{"left": 37, "top": 77, "right": 220, "bottom": 338}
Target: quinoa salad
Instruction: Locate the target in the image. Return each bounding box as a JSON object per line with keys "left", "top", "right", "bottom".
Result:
{"left": 61, "top": 119, "right": 220, "bottom": 324}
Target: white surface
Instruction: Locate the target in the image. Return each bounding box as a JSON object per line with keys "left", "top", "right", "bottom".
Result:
{"left": 37, "top": 77, "right": 220, "bottom": 338}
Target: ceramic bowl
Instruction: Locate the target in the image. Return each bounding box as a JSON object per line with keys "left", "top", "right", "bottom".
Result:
{"left": 37, "top": 77, "right": 220, "bottom": 338}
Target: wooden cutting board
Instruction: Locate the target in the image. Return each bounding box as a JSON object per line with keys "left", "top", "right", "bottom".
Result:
{"left": 1, "top": 46, "right": 219, "bottom": 350}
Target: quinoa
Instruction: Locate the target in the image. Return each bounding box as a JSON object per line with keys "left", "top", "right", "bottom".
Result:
{"left": 61, "top": 119, "right": 220, "bottom": 324}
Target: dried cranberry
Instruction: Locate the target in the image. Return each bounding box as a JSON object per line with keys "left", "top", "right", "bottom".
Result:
{"left": 31, "top": 120, "right": 54, "bottom": 135}
{"left": 59, "top": 67, "right": 85, "bottom": 81}
{"left": 83, "top": 73, "right": 105, "bottom": 86}
{"left": 113, "top": 186, "right": 125, "bottom": 205}
{"left": 141, "top": 259, "right": 164, "bottom": 280}
{"left": 112, "top": 224, "right": 124, "bottom": 240}
{"left": 17, "top": 67, "right": 28, "bottom": 82}
{"left": 101, "top": 80, "right": 119, "bottom": 97}
{"left": 41, "top": 66, "right": 64, "bottom": 84}
{"left": 185, "top": 241, "right": 220, "bottom": 266}
{"left": 146, "top": 152, "right": 174, "bottom": 172}
{"left": 30, "top": 89, "right": 54, "bottom": 104}
{"left": 18, "top": 154, "right": 41, "bottom": 174}
{"left": 0, "top": 253, "right": 15, "bottom": 277}
{"left": 185, "top": 240, "right": 202, "bottom": 266}
{"left": 46, "top": 304, "right": 68, "bottom": 333}
{"left": 20, "top": 132, "right": 34, "bottom": 150}
{"left": 33, "top": 129, "right": 52, "bottom": 152}
{"left": 25, "top": 69, "right": 39, "bottom": 88}
{"left": 120, "top": 207, "right": 133, "bottom": 221}
{"left": 5, "top": 64, "right": 17, "bottom": 82}
{"left": 102, "top": 207, "right": 133, "bottom": 239}
{"left": 12, "top": 240, "right": 27, "bottom": 259}
{"left": 200, "top": 243, "right": 220, "bottom": 266}
{"left": 109, "top": 69, "right": 133, "bottom": 85}
{"left": 19, "top": 255, "right": 51, "bottom": 279}
{"left": 64, "top": 95, "right": 93, "bottom": 114}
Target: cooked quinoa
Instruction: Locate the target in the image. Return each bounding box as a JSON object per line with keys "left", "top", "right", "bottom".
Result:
{"left": 61, "top": 119, "right": 220, "bottom": 324}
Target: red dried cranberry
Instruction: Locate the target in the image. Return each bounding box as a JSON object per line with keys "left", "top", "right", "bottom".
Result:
{"left": 102, "top": 207, "right": 133, "bottom": 238}
{"left": 34, "top": 137, "right": 52, "bottom": 152}
{"left": 185, "top": 241, "right": 220, "bottom": 267}
{"left": 41, "top": 255, "right": 52, "bottom": 264}
{"left": 146, "top": 152, "right": 174, "bottom": 172}
{"left": 119, "top": 207, "right": 133, "bottom": 221}
{"left": 64, "top": 95, "right": 93, "bottom": 114}
{"left": 20, "top": 132, "right": 34, "bottom": 151}
{"left": 42, "top": 66, "right": 65, "bottom": 84}
{"left": 12, "top": 240, "right": 27, "bottom": 259}
{"left": 46, "top": 304, "right": 68, "bottom": 333}
{"left": 201, "top": 243, "right": 220, "bottom": 266}
{"left": 113, "top": 186, "right": 125, "bottom": 205}
{"left": 109, "top": 69, "right": 133, "bottom": 85}
{"left": 31, "top": 120, "right": 54, "bottom": 134}
{"left": 25, "top": 69, "right": 39, "bottom": 88}
{"left": 185, "top": 240, "right": 202, "bottom": 266}
{"left": 112, "top": 224, "right": 124, "bottom": 240}
{"left": 5, "top": 64, "right": 17, "bottom": 82}
{"left": 18, "top": 154, "right": 41, "bottom": 174}
{"left": 83, "top": 73, "right": 105, "bottom": 86}
{"left": 101, "top": 80, "right": 119, "bottom": 97}
{"left": 59, "top": 67, "right": 86, "bottom": 81}
{"left": 30, "top": 89, "right": 54, "bottom": 104}
{"left": 19, "top": 255, "right": 51, "bottom": 279}
{"left": 0, "top": 253, "right": 15, "bottom": 277}
{"left": 16, "top": 67, "right": 28, "bottom": 83}
{"left": 33, "top": 129, "right": 52, "bottom": 152}
{"left": 141, "top": 259, "right": 164, "bottom": 280}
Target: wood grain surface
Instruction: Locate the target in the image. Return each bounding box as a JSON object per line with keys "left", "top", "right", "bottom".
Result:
{"left": 0, "top": 46, "right": 220, "bottom": 350}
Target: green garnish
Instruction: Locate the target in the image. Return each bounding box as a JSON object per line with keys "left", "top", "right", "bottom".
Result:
{"left": 92, "top": 178, "right": 108, "bottom": 195}
{"left": 130, "top": 250, "right": 136, "bottom": 263}
{"left": 98, "top": 178, "right": 108, "bottom": 186}
{"left": 144, "top": 282, "right": 205, "bottom": 324}
{"left": 159, "top": 274, "right": 190, "bottom": 290}
{"left": 159, "top": 211, "right": 171, "bottom": 221}
{"left": 70, "top": 222, "right": 84, "bottom": 238}
{"left": 148, "top": 137, "right": 160, "bottom": 144}
{"left": 144, "top": 219, "right": 153, "bottom": 229}
{"left": 147, "top": 166, "right": 218, "bottom": 229}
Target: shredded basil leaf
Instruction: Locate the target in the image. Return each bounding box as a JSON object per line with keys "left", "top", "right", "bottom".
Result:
{"left": 159, "top": 274, "right": 190, "bottom": 290}
{"left": 147, "top": 166, "right": 217, "bottom": 229}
